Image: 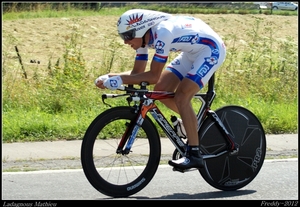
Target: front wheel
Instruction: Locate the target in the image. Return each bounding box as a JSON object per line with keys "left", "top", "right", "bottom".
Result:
{"left": 81, "top": 106, "right": 161, "bottom": 197}
{"left": 198, "top": 105, "right": 266, "bottom": 191}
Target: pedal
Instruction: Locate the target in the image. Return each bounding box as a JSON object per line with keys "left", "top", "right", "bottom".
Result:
{"left": 172, "top": 167, "right": 198, "bottom": 173}
{"left": 172, "top": 167, "right": 186, "bottom": 173}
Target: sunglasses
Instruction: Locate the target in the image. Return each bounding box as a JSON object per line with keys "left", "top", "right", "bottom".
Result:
{"left": 119, "top": 29, "right": 136, "bottom": 41}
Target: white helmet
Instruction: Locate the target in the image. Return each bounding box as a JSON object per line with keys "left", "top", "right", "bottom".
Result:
{"left": 117, "top": 9, "right": 172, "bottom": 41}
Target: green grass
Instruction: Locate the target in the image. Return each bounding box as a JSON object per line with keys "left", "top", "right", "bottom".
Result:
{"left": 2, "top": 7, "right": 126, "bottom": 20}
{"left": 2, "top": 92, "right": 297, "bottom": 142}
{"left": 2, "top": 4, "right": 298, "bottom": 142}
{"left": 2, "top": 2, "right": 298, "bottom": 21}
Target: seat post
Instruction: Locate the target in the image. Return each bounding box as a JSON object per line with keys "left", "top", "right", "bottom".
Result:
{"left": 205, "top": 73, "right": 216, "bottom": 108}
{"left": 207, "top": 73, "right": 215, "bottom": 93}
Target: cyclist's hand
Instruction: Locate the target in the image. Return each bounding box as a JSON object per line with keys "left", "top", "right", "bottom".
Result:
{"left": 95, "top": 74, "right": 109, "bottom": 89}
{"left": 103, "top": 76, "right": 123, "bottom": 90}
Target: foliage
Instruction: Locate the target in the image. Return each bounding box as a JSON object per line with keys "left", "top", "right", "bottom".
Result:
{"left": 2, "top": 5, "right": 298, "bottom": 142}
{"left": 2, "top": 2, "right": 298, "bottom": 20}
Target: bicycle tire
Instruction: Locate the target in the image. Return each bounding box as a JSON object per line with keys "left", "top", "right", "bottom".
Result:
{"left": 81, "top": 106, "right": 161, "bottom": 197}
{"left": 198, "top": 105, "right": 266, "bottom": 191}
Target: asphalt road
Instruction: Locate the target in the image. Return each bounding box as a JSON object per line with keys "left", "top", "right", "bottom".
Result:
{"left": 2, "top": 158, "right": 298, "bottom": 200}
{"left": 2, "top": 134, "right": 298, "bottom": 172}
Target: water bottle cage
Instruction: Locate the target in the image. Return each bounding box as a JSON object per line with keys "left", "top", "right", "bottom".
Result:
{"left": 171, "top": 115, "right": 187, "bottom": 139}
{"left": 180, "top": 135, "right": 187, "bottom": 139}
{"left": 175, "top": 124, "right": 187, "bottom": 139}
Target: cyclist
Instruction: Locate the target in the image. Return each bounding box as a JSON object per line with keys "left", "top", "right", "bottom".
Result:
{"left": 95, "top": 9, "right": 226, "bottom": 171}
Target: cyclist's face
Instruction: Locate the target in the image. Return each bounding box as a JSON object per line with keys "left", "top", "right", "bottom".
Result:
{"left": 124, "top": 38, "right": 143, "bottom": 50}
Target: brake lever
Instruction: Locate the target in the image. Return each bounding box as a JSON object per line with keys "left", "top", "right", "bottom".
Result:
{"left": 101, "top": 94, "right": 112, "bottom": 107}
{"left": 101, "top": 93, "right": 132, "bottom": 107}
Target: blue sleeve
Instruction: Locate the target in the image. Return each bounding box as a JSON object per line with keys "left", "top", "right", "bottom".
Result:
{"left": 153, "top": 54, "right": 168, "bottom": 63}
{"left": 135, "top": 54, "right": 148, "bottom": 61}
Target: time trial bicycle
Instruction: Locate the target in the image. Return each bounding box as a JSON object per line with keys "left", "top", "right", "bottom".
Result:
{"left": 81, "top": 73, "right": 266, "bottom": 198}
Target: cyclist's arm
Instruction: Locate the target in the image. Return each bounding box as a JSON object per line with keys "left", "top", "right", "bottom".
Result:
{"left": 131, "top": 59, "right": 147, "bottom": 74}
{"left": 119, "top": 60, "right": 166, "bottom": 85}
{"left": 105, "top": 59, "right": 147, "bottom": 77}
{"left": 109, "top": 33, "right": 171, "bottom": 85}
{"left": 108, "top": 46, "right": 148, "bottom": 77}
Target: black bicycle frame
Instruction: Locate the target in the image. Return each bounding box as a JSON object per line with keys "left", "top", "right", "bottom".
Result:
{"left": 149, "top": 106, "right": 187, "bottom": 156}
{"left": 112, "top": 73, "right": 237, "bottom": 157}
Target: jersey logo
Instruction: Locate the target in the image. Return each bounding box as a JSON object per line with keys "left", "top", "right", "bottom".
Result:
{"left": 172, "top": 35, "right": 193, "bottom": 43}
{"left": 172, "top": 34, "right": 201, "bottom": 44}
{"left": 197, "top": 56, "right": 218, "bottom": 78}
{"left": 212, "top": 49, "right": 219, "bottom": 55}
{"left": 109, "top": 79, "right": 119, "bottom": 88}
{"left": 171, "top": 59, "right": 180, "bottom": 65}
{"left": 197, "top": 64, "right": 210, "bottom": 78}
{"left": 155, "top": 40, "right": 165, "bottom": 54}
{"left": 184, "top": 23, "right": 192, "bottom": 28}
{"left": 205, "top": 56, "right": 218, "bottom": 65}
{"left": 191, "top": 34, "right": 200, "bottom": 45}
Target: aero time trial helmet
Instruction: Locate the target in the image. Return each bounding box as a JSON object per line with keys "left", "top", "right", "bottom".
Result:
{"left": 117, "top": 9, "right": 172, "bottom": 41}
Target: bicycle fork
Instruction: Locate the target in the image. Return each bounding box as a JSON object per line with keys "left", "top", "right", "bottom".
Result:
{"left": 116, "top": 99, "right": 157, "bottom": 155}
{"left": 116, "top": 100, "right": 187, "bottom": 157}
{"left": 116, "top": 112, "right": 144, "bottom": 155}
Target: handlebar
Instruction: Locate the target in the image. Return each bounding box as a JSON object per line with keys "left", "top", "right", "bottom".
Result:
{"left": 101, "top": 74, "right": 215, "bottom": 106}
{"left": 101, "top": 82, "right": 151, "bottom": 106}
{"left": 117, "top": 81, "right": 150, "bottom": 93}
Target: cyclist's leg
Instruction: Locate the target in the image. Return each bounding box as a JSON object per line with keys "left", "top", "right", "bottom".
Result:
{"left": 156, "top": 71, "right": 200, "bottom": 146}
{"left": 154, "top": 71, "right": 180, "bottom": 113}
{"left": 182, "top": 42, "right": 226, "bottom": 145}
{"left": 175, "top": 79, "right": 200, "bottom": 146}
{"left": 169, "top": 42, "right": 226, "bottom": 170}
{"left": 168, "top": 77, "right": 205, "bottom": 170}
{"left": 154, "top": 52, "right": 190, "bottom": 114}
{"left": 164, "top": 52, "right": 203, "bottom": 170}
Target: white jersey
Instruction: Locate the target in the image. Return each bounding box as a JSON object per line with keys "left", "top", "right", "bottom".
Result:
{"left": 135, "top": 15, "right": 226, "bottom": 89}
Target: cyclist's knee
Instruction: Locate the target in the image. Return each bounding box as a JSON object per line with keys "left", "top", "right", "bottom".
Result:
{"left": 153, "top": 82, "right": 164, "bottom": 91}
{"left": 174, "top": 93, "right": 191, "bottom": 109}
{"left": 154, "top": 82, "right": 178, "bottom": 92}
{"left": 155, "top": 71, "right": 180, "bottom": 91}
{"left": 174, "top": 85, "right": 199, "bottom": 109}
